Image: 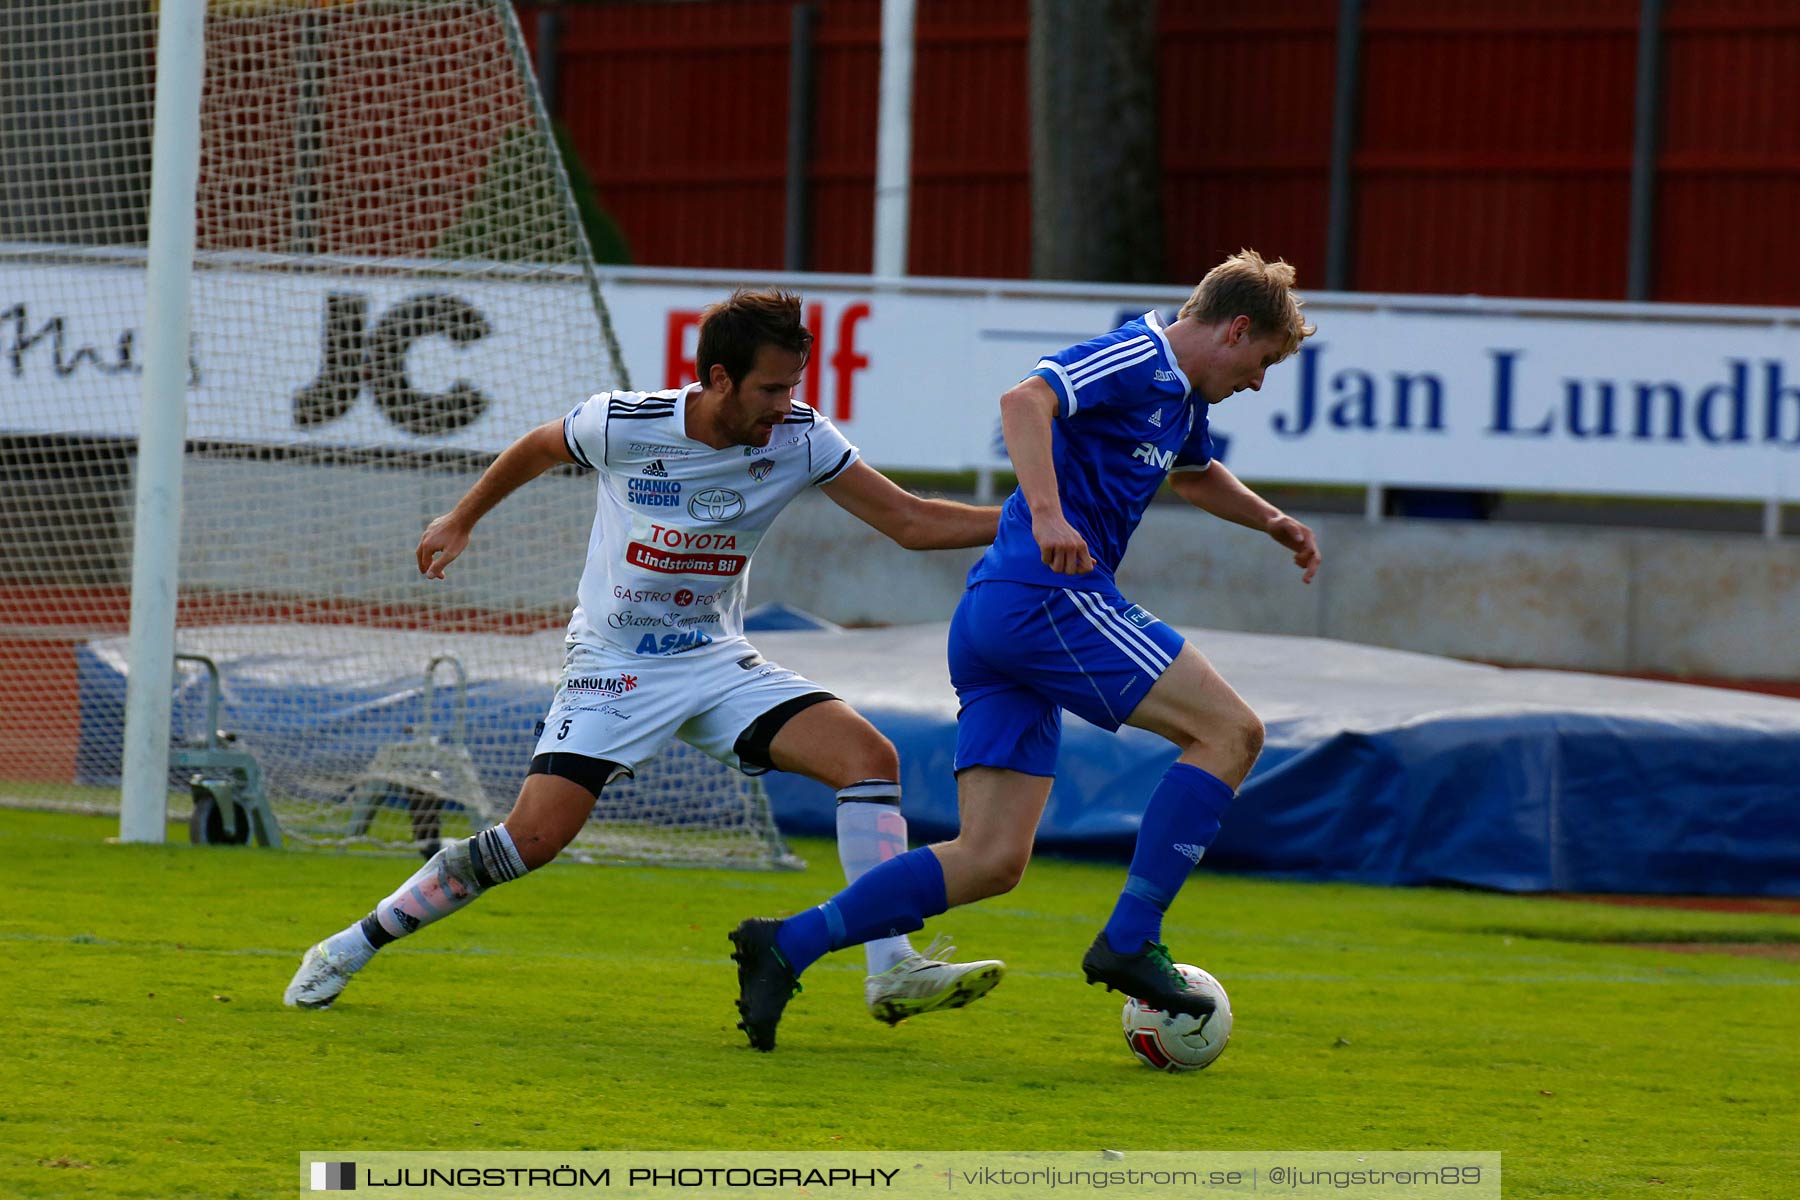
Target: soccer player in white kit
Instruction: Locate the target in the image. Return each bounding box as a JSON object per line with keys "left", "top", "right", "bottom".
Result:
{"left": 285, "top": 289, "right": 1006, "bottom": 1028}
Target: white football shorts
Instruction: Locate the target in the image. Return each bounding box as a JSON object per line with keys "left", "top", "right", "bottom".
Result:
{"left": 530, "top": 636, "right": 830, "bottom": 775}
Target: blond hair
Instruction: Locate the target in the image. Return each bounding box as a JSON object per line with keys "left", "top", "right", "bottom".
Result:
{"left": 1178, "top": 249, "right": 1315, "bottom": 357}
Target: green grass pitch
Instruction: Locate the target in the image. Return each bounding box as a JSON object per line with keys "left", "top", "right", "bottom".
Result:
{"left": 2, "top": 806, "right": 1795, "bottom": 1199}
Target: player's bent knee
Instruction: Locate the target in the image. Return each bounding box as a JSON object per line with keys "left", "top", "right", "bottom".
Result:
{"left": 1240, "top": 712, "right": 1266, "bottom": 767}
{"left": 848, "top": 732, "right": 901, "bottom": 785}
{"left": 506, "top": 763, "right": 612, "bottom": 870}
{"left": 502, "top": 814, "right": 581, "bottom": 870}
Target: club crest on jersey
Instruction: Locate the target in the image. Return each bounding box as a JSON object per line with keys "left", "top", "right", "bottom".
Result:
{"left": 687, "top": 487, "right": 745, "bottom": 522}
{"left": 1132, "top": 442, "right": 1176, "bottom": 470}
{"left": 748, "top": 460, "right": 774, "bottom": 482}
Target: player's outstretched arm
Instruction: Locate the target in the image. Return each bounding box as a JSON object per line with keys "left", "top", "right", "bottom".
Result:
{"left": 819, "top": 461, "right": 1001, "bottom": 550}
{"left": 1169, "top": 463, "right": 1321, "bottom": 583}
{"left": 1001, "top": 377, "right": 1094, "bottom": 574}
{"left": 417, "top": 419, "right": 575, "bottom": 578}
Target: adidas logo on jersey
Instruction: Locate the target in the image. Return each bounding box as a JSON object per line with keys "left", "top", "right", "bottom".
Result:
{"left": 1148, "top": 408, "right": 1164, "bottom": 427}
{"left": 642, "top": 459, "right": 668, "bottom": 477}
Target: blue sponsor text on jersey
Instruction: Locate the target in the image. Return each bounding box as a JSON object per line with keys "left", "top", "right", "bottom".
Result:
{"left": 627, "top": 478, "right": 681, "bottom": 507}
{"left": 635, "top": 630, "right": 714, "bottom": 655}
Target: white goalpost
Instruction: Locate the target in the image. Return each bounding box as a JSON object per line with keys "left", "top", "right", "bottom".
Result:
{"left": 120, "top": 0, "right": 205, "bottom": 844}
{"left": 0, "top": 0, "right": 800, "bottom": 870}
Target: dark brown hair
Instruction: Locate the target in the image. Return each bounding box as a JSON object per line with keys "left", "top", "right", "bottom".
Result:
{"left": 695, "top": 289, "right": 814, "bottom": 388}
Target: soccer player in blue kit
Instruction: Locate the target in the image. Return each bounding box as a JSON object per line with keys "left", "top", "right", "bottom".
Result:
{"left": 732, "top": 250, "right": 1320, "bottom": 1050}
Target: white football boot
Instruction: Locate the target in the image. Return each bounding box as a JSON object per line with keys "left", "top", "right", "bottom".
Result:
{"left": 864, "top": 934, "right": 1005, "bottom": 1026}
{"left": 282, "top": 940, "right": 363, "bottom": 1009}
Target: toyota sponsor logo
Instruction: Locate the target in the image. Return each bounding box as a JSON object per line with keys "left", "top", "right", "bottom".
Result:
{"left": 688, "top": 487, "right": 745, "bottom": 522}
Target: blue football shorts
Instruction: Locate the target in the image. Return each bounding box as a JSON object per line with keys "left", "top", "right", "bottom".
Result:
{"left": 948, "top": 579, "right": 1186, "bottom": 776}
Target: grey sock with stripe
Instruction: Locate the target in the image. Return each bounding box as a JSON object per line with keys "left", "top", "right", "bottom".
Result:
{"left": 317, "top": 826, "right": 530, "bottom": 965}
{"left": 836, "top": 780, "right": 917, "bottom": 975}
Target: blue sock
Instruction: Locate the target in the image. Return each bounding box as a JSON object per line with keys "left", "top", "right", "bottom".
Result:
{"left": 1104, "top": 763, "right": 1234, "bottom": 953}
{"left": 775, "top": 847, "right": 948, "bottom": 976}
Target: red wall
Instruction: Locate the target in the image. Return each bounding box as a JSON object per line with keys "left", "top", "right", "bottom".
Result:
{"left": 522, "top": 0, "right": 1800, "bottom": 305}
{"left": 1159, "top": 2, "right": 1338, "bottom": 288}
{"left": 1657, "top": 0, "right": 1800, "bottom": 305}
{"left": 1353, "top": 0, "right": 1640, "bottom": 300}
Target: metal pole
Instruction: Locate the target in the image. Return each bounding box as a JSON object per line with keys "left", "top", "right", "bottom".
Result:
{"left": 1325, "top": 0, "right": 1364, "bottom": 291}
{"left": 121, "top": 0, "right": 207, "bottom": 844}
{"left": 873, "top": 0, "right": 916, "bottom": 277}
{"left": 784, "top": 3, "right": 816, "bottom": 272}
{"left": 1364, "top": 482, "right": 1383, "bottom": 524}
{"left": 1626, "top": 0, "right": 1664, "bottom": 301}
{"left": 975, "top": 465, "right": 995, "bottom": 504}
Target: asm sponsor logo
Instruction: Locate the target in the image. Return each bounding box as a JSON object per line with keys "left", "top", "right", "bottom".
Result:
{"left": 565, "top": 674, "right": 639, "bottom": 697}
{"left": 634, "top": 630, "right": 715, "bottom": 655}
{"left": 625, "top": 542, "right": 747, "bottom": 576}
{"left": 1132, "top": 442, "right": 1176, "bottom": 470}
{"left": 1153, "top": 369, "right": 1178, "bottom": 383}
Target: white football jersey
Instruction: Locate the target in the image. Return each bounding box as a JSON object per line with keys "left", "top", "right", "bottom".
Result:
{"left": 559, "top": 384, "right": 859, "bottom": 656}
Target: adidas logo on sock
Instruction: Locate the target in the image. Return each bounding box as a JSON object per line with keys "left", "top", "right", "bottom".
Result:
{"left": 1172, "top": 843, "right": 1205, "bottom": 865}
{"left": 642, "top": 459, "right": 668, "bottom": 477}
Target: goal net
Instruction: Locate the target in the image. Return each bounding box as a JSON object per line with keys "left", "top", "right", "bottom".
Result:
{"left": 0, "top": 0, "right": 801, "bottom": 870}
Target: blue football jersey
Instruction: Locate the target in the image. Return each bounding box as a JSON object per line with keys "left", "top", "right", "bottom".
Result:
{"left": 968, "top": 310, "right": 1211, "bottom": 591}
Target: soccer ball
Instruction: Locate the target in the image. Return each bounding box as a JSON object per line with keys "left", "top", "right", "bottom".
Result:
{"left": 1120, "top": 964, "right": 1232, "bottom": 1072}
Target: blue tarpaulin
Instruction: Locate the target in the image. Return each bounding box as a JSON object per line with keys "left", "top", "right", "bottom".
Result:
{"left": 76, "top": 621, "right": 1800, "bottom": 895}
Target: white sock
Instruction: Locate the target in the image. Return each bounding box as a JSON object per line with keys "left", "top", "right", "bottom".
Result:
{"left": 836, "top": 784, "right": 916, "bottom": 974}
{"left": 320, "top": 922, "right": 377, "bottom": 970}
